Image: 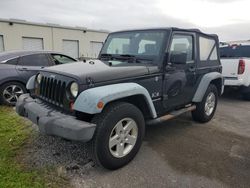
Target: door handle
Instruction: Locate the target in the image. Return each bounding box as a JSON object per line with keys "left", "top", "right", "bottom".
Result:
{"left": 19, "top": 67, "right": 28, "bottom": 70}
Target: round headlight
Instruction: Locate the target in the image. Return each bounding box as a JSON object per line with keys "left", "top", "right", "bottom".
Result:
{"left": 70, "top": 82, "right": 79, "bottom": 97}
{"left": 37, "top": 74, "right": 42, "bottom": 84}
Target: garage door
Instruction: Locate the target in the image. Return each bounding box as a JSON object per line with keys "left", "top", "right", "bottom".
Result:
{"left": 90, "top": 41, "right": 103, "bottom": 58}
{"left": 0, "top": 35, "right": 4, "bottom": 52}
{"left": 22, "top": 37, "right": 44, "bottom": 51}
{"left": 62, "top": 40, "right": 79, "bottom": 58}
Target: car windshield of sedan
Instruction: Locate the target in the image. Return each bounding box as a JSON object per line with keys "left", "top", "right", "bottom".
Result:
{"left": 100, "top": 30, "right": 166, "bottom": 64}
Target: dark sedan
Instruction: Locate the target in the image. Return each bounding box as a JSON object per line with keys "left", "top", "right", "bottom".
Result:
{"left": 0, "top": 51, "right": 77, "bottom": 105}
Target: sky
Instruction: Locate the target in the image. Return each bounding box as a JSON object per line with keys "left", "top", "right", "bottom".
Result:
{"left": 0, "top": 0, "right": 250, "bottom": 41}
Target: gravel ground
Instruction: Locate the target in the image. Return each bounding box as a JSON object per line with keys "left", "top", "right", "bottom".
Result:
{"left": 19, "top": 131, "right": 94, "bottom": 178}
{"left": 18, "top": 90, "right": 250, "bottom": 188}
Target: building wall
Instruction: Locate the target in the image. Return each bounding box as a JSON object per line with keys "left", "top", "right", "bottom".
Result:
{"left": 0, "top": 20, "right": 108, "bottom": 58}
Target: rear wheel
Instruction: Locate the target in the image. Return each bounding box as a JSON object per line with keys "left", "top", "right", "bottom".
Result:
{"left": 0, "top": 82, "right": 26, "bottom": 106}
{"left": 88, "top": 102, "right": 145, "bottom": 170}
{"left": 192, "top": 84, "right": 218, "bottom": 123}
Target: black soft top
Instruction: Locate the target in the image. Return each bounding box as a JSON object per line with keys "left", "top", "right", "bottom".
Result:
{"left": 111, "top": 27, "right": 218, "bottom": 39}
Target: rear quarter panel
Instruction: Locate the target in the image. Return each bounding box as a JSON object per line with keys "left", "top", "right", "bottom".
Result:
{"left": 221, "top": 58, "right": 239, "bottom": 78}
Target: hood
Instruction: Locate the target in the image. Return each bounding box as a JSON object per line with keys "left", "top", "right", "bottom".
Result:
{"left": 43, "top": 60, "right": 149, "bottom": 84}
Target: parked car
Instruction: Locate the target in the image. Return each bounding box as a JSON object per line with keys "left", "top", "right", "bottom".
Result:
{"left": 220, "top": 42, "right": 250, "bottom": 100}
{"left": 0, "top": 51, "right": 77, "bottom": 105}
{"left": 16, "top": 28, "right": 223, "bottom": 170}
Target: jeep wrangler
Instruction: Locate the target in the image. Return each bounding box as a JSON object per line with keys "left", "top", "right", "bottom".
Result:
{"left": 16, "top": 28, "right": 224, "bottom": 170}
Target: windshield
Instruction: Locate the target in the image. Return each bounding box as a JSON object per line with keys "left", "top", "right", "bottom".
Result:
{"left": 220, "top": 45, "right": 250, "bottom": 58}
{"left": 100, "top": 30, "right": 167, "bottom": 64}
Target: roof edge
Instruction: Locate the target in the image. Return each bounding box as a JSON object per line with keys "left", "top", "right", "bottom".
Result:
{"left": 0, "top": 18, "right": 109, "bottom": 34}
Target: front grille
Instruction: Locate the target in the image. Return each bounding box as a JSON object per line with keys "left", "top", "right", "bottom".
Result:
{"left": 39, "top": 76, "right": 66, "bottom": 107}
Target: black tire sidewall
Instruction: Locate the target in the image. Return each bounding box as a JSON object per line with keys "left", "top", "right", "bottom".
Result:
{"left": 192, "top": 84, "right": 218, "bottom": 122}
{"left": 0, "top": 82, "right": 26, "bottom": 105}
{"left": 93, "top": 102, "right": 145, "bottom": 170}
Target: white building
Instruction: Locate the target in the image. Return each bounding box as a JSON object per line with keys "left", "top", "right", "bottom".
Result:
{"left": 0, "top": 18, "right": 109, "bottom": 58}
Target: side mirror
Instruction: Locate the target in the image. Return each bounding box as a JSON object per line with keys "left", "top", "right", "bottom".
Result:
{"left": 170, "top": 53, "right": 187, "bottom": 64}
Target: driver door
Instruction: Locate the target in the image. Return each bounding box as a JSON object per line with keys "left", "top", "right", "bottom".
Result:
{"left": 163, "top": 33, "right": 198, "bottom": 111}
{"left": 16, "top": 54, "right": 50, "bottom": 82}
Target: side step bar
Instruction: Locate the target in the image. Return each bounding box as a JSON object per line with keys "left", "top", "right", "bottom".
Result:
{"left": 146, "top": 105, "right": 196, "bottom": 125}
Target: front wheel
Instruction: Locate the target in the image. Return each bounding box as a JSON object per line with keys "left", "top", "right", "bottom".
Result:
{"left": 192, "top": 84, "right": 218, "bottom": 123}
{"left": 88, "top": 102, "right": 145, "bottom": 170}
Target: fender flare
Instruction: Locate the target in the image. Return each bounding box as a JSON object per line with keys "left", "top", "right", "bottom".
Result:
{"left": 73, "top": 83, "right": 157, "bottom": 118}
{"left": 0, "top": 77, "right": 26, "bottom": 87}
{"left": 192, "top": 72, "right": 223, "bottom": 102}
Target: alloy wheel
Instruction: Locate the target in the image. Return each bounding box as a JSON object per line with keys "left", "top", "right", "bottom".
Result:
{"left": 205, "top": 92, "right": 216, "bottom": 116}
{"left": 109, "top": 118, "right": 138, "bottom": 158}
{"left": 3, "top": 85, "right": 24, "bottom": 105}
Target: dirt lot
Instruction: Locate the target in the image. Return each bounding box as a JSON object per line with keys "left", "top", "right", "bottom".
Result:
{"left": 20, "top": 91, "right": 250, "bottom": 188}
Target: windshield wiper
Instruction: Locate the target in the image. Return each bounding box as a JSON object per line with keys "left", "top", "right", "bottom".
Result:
{"left": 118, "top": 54, "right": 153, "bottom": 64}
{"left": 100, "top": 53, "right": 112, "bottom": 57}
{"left": 118, "top": 54, "right": 135, "bottom": 63}
{"left": 100, "top": 53, "right": 113, "bottom": 60}
{"left": 119, "top": 54, "right": 135, "bottom": 58}
{"left": 100, "top": 53, "right": 153, "bottom": 64}
{"left": 100, "top": 54, "right": 138, "bottom": 63}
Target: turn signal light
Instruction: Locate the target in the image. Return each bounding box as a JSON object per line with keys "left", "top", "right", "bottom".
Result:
{"left": 97, "top": 101, "right": 104, "bottom": 109}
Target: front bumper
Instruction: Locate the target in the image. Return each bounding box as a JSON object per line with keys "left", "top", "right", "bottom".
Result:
{"left": 16, "top": 94, "right": 96, "bottom": 142}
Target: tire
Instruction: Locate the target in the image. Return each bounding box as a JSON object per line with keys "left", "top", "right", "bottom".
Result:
{"left": 242, "top": 93, "right": 250, "bottom": 101}
{"left": 88, "top": 102, "right": 145, "bottom": 170}
{"left": 0, "top": 82, "right": 26, "bottom": 106}
{"left": 192, "top": 84, "right": 218, "bottom": 123}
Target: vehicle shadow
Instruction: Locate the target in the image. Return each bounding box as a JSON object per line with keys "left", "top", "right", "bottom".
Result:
{"left": 220, "top": 87, "right": 244, "bottom": 101}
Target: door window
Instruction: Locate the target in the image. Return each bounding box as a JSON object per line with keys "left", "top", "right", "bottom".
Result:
{"left": 51, "top": 54, "right": 76, "bottom": 65}
{"left": 169, "top": 34, "right": 194, "bottom": 63}
{"left": 19, "top": 54, "right": 50, "bottom": 66}
{"left": 6, "top": 58, "right": 18, "bottom": 65}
